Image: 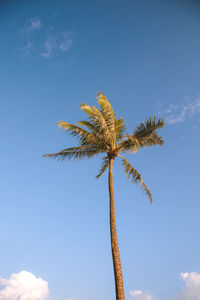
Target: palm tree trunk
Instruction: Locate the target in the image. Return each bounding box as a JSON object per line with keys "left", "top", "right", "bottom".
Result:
{"left": 109, "top": 158, "right": 125, "bottom": 300}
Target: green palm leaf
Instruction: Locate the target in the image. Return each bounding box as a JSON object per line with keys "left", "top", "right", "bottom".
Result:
{"left": 134, "top": 116, "right": 164, "bottom": 139}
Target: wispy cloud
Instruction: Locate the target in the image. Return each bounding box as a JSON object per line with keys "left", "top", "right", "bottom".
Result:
{"left": 19, "top": 17, "right": 73, "bottom": 59}
{"left": 158, "top": 97, "right": 200, "bottom": 125}
{"left": 130, "top": 289, "right": 158, "bottom": 300}
{"left": 130, "top": 271, "right": 200, "bottom": 300}
{"left": 18, "top": 42, "right": 33, "bottom": 56}
{"left": 0, "top": 271, "right": 49, "bottom": 300}
{"left": 23, "top": 17, "right": 42, "bottom": 33}
{"left": 41, "top": 31, "right": 72, "bottom": 58}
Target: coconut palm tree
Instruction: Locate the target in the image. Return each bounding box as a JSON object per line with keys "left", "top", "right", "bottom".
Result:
{"left": 43, "top": 92, "right": 164, "bottom": 300}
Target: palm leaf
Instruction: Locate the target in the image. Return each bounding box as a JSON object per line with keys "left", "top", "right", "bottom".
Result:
{"left": 97, "top": 92, "right": 116, "bottom": 142}
{"left": 79, "top": 102, "right": 95, "bottom": 116}
{"left": 56, "top": 121, "right": 105, "bottom": 147}
{"left": 43, "top": 146, "right": 103, "bottom": 161}
{"left": 120, "top": 156, "right": 153, "bottom": 203}
{"left": 115, "top": 117, "right": 126, "bottom": 140}
{"left": 117, "top": 136, "right": 139, "bottom": 153}
{"left": 77, "top": 120, "right": 97, "bottom": 133}
{"left": 92, "top": 105, "right": 113, "bottom": 144}
{"left": 134, "top": 116, "right": 164, "bottom": 139}
{"left": 96, "top": 156, "right": 110, "bottom": 179}
{"left": 138, "top": 133, "right": 164, "bottom": 147}
{"left": 80, "top": 103, "right": 112, "bottom": 146}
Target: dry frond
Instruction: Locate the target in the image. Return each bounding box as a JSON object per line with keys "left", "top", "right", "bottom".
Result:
{"left": 96, "top": 156, "right": 110, "bottom": 179}
{"left": 120, "top": 156, "right": 153, "bottom": 203}
{"left": 43, "top": 146, "right": 104, "bottom": 161}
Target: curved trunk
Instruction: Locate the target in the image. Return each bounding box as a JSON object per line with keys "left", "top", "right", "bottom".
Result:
{"left": 109, "top": 158, "right": 125, "bottom": 300}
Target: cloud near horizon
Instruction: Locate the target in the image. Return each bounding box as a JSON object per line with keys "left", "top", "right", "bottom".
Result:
{"left": 1, "top": 270, "right": 199, "bottom": 299}
{"left": 130, "top": 271, "right": 200, "bottom": 300}
{"left": 173, "top": 272, "right": 200, "bottom": 300}
{"left": 130, "top": 290, "right": 157, "bottom": 300}
{"left": 0, "top": 271, "right": 49, "bottom": 300}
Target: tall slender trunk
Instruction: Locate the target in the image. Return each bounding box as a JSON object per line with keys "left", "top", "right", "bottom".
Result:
{"left": 109, "top": 158, "right": 125, "bottom": 300}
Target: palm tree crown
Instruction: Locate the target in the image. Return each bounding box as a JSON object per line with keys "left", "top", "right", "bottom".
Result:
{"left": 44, "top": 92, "right": 164, "bottom": 203}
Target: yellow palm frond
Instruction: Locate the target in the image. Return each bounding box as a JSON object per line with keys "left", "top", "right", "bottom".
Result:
{"left": 80, "top": 102, "right": 112, "bottom": 146}
{"left": 97, "top": 92, "right": 116, "bottom": 142}
{"left": 56, "top": 121, "right": 106, "bottom": 148}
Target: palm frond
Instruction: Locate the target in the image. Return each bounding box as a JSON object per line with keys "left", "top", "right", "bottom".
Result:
{"left": 97, "top": 92, "right": 116, "bottom": 142}
{"left": 80, "top": 102, "right": 112, "bottom": 146}
{"left": 96, "top": 156, "right": 110, "bottom": 179}
{"left": 43, "top": 146, "right": 103, "bottom": 161}
{"left": 117, "top": 136, "right": 139, "bottom": 153}
{"left": 79, "top": 102, "right": 94, "bottom": 116}
{"left": 92, "top": 105, "right": 113, "bottom": 143}
{"left": 134, "top": 116, "right": 164, "bottom": 139}
{"left": 77, "top": 120, "right": 97, "bottom": 133}
{"left": 115, "top": 117, "right": 126, "bottom": 140}
{"left": 138, "top": 133, "right": 164, "bottom": 148}
{"left": 120, "top": 156, "right": 153, "bottom": 203}
{"left": 56, "top": 121, "right": 105, "bottom": 147}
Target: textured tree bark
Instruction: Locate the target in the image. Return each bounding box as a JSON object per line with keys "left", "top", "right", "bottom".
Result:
{"left": 109, "top": 158, "right": 125, "bottom": 300}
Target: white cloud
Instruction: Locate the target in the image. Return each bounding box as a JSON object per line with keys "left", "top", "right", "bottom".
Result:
{"left": 30, "top": 18, "right": 41, "bottom": 31}
{"left": 0, "top": 271, "right": 49, "bottom": 300}
{"left": 130, "top": 290, "right": 158, "bottom": 300}
{"left": 41, "top": 36, "right": 56, "bottom": 58}
{"left": 23, "top": 17, "right": 42, "bottom": 33}
{"left": 18, "top": 42, "right": 33, "bottom": 56}
{"left": 158, "top": 97, "right": 200, "bottom": 125}
{"left": 130, "top": 271, "right": 200, "bottom": 300}
{"left": 173, "top": 272, "right": 200, "bottom": 300}
{"left": 59, "top": 38, "right": 72, "bottom": 52}
{"left": 41, "top": 32, "right": 72, "bottom": 58}
{"left": 19, "top": 17, "right": 73, "bottom": 59}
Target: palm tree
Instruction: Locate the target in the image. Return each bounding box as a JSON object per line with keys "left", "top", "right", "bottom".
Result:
{"left": 43, "top": 92, "right": 164, "bottom": 300}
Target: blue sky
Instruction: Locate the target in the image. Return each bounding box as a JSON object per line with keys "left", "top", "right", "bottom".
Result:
{"left": 1, "top": 1, "right": 200, "bottom": 299}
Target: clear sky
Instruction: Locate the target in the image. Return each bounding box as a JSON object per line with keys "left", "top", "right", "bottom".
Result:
{"left": 1, "top": 1, "right": 200, "bottom": 300}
